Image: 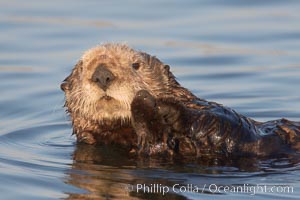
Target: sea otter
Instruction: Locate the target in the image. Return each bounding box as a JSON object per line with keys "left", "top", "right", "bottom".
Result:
{"left": 61, "top": 43, "right": 300, "bottom": 158}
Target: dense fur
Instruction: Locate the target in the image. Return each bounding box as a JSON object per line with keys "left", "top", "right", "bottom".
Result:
{"left": 61, "top": 43, "right": 300, "bottom": 157}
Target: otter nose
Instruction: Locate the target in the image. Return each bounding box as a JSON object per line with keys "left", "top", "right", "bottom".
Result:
{"left": 91, "top": 64, "right": 115, "bottom": 91}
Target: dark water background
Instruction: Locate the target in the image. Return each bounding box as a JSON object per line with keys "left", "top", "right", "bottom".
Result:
{"left": 1, "top": 0, "right": 300, "bottom": 199}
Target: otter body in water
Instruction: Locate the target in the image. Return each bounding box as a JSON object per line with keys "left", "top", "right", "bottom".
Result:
{"left": 61, "top": 43, "right": 300, "bottom": 158}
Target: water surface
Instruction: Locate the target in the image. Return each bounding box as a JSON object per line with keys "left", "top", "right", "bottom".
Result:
{"left": 1, "top": 0, "right": 300, "bottom": 199}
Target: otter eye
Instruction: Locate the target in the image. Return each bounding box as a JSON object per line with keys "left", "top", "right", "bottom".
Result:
{"left": 132, "top": 63, "right": 140, "bottom": 70}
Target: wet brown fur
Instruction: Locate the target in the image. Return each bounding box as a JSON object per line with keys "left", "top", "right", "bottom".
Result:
{"left": 61, "top": 43, "right": 300, "bottom": 158}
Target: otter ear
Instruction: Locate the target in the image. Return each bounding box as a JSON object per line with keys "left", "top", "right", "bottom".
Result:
{"left": 61, "top": 60, "right": 83, "bottom": 92}
{"left": 163, "top": 65, "right": 170, "bottom": 76}
{"left": 60, "top": 80, "right": 69, "bottom": 91}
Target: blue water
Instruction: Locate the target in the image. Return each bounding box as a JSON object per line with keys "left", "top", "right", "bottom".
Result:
{"left": 1, "top": 0, "right": 300, "bottom": 199}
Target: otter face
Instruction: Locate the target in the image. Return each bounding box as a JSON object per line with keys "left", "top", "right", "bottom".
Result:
{"left": 61, "top": 44, "right": 172, "bottom": 123}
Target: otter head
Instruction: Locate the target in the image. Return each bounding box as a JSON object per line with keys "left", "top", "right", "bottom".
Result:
{"left": 61, "top": 43, "right": 180, "bottom": 124}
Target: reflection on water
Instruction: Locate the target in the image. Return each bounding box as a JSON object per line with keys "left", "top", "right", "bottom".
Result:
{"left": 1, "top": 0, "right": 300, "bottom": 199}
{"left": 66, "top": 145, "right": 300, "bottom": 199}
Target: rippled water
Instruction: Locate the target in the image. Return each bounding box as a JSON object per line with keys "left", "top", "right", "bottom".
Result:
{"left": 1, "top": 0, "right": 300, "bottom": 199}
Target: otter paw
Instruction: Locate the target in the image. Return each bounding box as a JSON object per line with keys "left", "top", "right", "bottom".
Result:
{"left": 135, "top": 90, "right": 154, "bottom": 100}
{"left": 131, "top": 90, "right": 157, "bottom": 127}
{"left": 131, "top": 90, "right": 156, "bottom": 118}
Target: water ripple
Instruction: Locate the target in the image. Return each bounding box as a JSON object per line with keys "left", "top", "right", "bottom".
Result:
{"left": 1, "top": 0, "right": 300, "bottom": 199}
